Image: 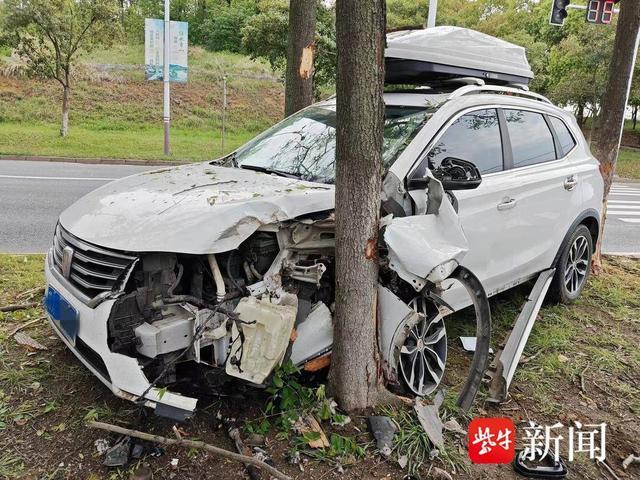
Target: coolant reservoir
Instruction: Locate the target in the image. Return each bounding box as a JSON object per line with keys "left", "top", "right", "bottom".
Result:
{"left": 226, "top": 296, "right": 297, "bottom": 384}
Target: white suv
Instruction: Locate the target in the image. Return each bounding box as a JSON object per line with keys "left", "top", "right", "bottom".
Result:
{"left": 43, "top": 30, "right": 603, "bottom": 419}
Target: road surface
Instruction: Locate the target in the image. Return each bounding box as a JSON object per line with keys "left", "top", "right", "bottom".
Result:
{"left": 0, "top": 160, "right": 638, "bottom": 255}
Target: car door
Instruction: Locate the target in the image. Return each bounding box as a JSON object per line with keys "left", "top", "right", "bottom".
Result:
{"left": 407, "top": 108, "right": 521, "bottom": 302}
{"left": 499, "top": 109, "right": 583, "bottom": 279}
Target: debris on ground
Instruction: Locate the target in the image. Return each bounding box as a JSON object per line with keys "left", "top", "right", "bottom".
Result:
{"left": 459, "top": 337, "right": 494, "bottom": 354}
{"left": 622, "top": 454, "right": 640, "bottom": 470}
{"left": 294, "top": 414, "right": 330, "bottom": 448}
{"left": 8, "top": 317, "right": 43, "bottom": 337}
{"left": 430, "top": 466, "right": 453, "bottom": 480}
{"left": 443, "top": 418, "right": 466, "bottom": 436}
{"left": 0, "top": 301, "right": 39, "bottom": 312}
{"left": 414, "top": 392, "right": 445, "bottom": 449}
{"left": 367, "top": 416, "right": 397, "bottom": 457}
{"left": 13, "top": 331, "right": 47, "bottom": 351}
{"left": 103, "top": 437, "right": 131, "bottom": 467}
{"left": 94, "top": 438, "right": 110, "bottom": 455}
{"left": 130, "top": 466, "right": 153, "bottom": 480}
{"left": 87, "top": 420, "right": 291, "bottom": 480}
{"left": 170, "top": 458, "right": 179, "bottom": 468}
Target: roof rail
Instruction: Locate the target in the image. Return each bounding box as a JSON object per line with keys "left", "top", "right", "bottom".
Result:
{"left": 448, "top": 85, "right": 552, "bottom": 104}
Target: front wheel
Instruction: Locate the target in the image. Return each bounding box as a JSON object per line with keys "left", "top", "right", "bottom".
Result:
{"left": 548, "top": 224, "right": 593, "bottom": 304}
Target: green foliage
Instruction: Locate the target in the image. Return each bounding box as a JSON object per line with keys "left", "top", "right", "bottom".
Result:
{"left": 1, "top": 0, "right": 121, "bottom": 85}
{"left": 201, "top": 5, "right": 256, "bottom": 53}
{"left": 249, "top": 361, "right": 362, "bottom": 464}
{"left": 242, "top": 0, "right": 336, "bottom": 90}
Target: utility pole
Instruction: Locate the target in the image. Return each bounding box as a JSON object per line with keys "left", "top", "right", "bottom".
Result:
{"left": 221, "top": 75, "right": 227, "bottom": 156}
{"left": 163, "top": 0, "right": 171, "bottom": 155}
{"left": 427, "top": 0, "right": 438, "bottom": 28}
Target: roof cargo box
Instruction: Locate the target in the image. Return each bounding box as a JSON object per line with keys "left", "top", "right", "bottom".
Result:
{"left": 385, "top": 27, "right": 534, "bottom": 86}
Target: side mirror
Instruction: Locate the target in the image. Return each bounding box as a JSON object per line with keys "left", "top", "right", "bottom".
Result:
{"left": 432, "top": 157, "right": 482, "bottom": 190}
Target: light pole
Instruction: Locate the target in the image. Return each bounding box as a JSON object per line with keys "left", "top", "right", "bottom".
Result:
{"left": 163, "top": 0, "right": 171, "bottom": 155}
{"left": 427, "top": 0, "right": 438, "bottom": 28}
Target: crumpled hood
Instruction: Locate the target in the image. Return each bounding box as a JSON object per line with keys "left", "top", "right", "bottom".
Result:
{"left": 59, "top": 163, "right": 334, "bottom": 254}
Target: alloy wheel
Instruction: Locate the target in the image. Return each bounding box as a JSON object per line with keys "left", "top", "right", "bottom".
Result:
{"left": 564, "top": 235, "right": 590, "bottom": 295}
{"left": 399, "top": 296, "right": 447, "bottom": 396}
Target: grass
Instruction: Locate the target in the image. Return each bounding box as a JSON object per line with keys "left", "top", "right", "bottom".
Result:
{"left": 0, "top": 253, "right": 638, "bottom": 478}
{"left": 617, "top": 147, "right": 640, "bottom": 180}
{"left": 0, "top": 45, "right": 283, "bottom": 161}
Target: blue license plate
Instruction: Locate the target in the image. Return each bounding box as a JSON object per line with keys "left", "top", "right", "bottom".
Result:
{"left": 45, "top": 287, "right": 78, "bottom": 344}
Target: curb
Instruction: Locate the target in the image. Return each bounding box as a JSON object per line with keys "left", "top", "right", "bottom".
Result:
{"left": 0, "top": 155, "right": 192, "bottom": 167}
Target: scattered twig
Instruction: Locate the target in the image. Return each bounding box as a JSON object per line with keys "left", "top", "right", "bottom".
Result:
{"left": 597, "top": 459, "right": 622, "bottom": 480}
{"left": 14, "top": 332, "right": 47, "bottom": 351}
{"left": 8, "top": 317, "right": 44, "bottom": 337}
{"left": 87, "top": 421, "right": 290, "bottom": 480}
{"left": 171, "top": 425, "right": 182, "bottom": 441}
{"left": 17, "top": 286, "right": 45, "bottom": 300}
{"left": 0, "top": 302, "right": 39, "bottom": 313}
{"left": 579, "top": 366, "right": 589, "bottom": 393}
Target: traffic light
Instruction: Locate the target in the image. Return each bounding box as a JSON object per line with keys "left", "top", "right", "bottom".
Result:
{"left": 549, "top": 0, "right": 570, "bottom": 26}
{"left": 586, "top": 0, "right": 616, "bottom": 24}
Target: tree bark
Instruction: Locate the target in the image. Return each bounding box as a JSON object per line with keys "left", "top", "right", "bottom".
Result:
{"left": 592, "top": 2, "right": 640, "bottom": 271}
{"left": 633, "top": 105, "right": 638, "bottom": 130}
{"left": 329, "top": 0, "right": 386, "bottom": 412}
{"left": 284, "top": 0, "right": 317, "bottom": 117}
{"left": 60, "top": 85, "right": 70, "bottom": 137}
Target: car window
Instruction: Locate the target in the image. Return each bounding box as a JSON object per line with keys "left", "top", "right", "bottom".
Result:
{"left": 504, "top": 109, "right": 557, "bottom": 168}
{"left": 426, "top": 109, "right": 503, "bottom": 175}
{"left": 549, "top": 116, "right": 577, "bottom": 157}
{"left": 235, "top": 105, "right": 432, "bottom": 184}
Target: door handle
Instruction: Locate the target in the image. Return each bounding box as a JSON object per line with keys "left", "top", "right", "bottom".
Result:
{"left": 497, "top": 198, "right": 517, "bottom": 211}
{"left": 564, "top": 176, "right": 578, "bottom": 191}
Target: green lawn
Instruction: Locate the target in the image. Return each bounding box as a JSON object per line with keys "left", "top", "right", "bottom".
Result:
{"left": 0, "top": 122, "right": 254, "bottom": 161}
{"left": 0, "top": 45, "right": 283, "bottom": 162}
{"left": 617, "top": 147, "right": 640, "bottom": 180}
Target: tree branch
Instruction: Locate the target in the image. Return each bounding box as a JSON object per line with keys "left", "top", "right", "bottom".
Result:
{"left": 86, "top": 421, "right": 291, "bottom": 480}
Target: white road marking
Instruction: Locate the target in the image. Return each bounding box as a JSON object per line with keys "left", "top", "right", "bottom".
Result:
{"left": 0, "top": 174, "right": 117, "bottom": 181}
{"left": 606, "top": 205, "right": 640, "bottom": 210}
{"left": 619, "top": 218, "right": 640, "bottom": 224}
{"left": 609, "top": 200, "right": 640, "bottom": 204}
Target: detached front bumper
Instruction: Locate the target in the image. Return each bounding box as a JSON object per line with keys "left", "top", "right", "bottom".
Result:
{"left": 44, "top": 251, "right": 198, "bottom": 419}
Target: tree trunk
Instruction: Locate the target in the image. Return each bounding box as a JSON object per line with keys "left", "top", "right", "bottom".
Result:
{"left": 577, "top": 103, "right": 585, "bottom": 128}
{"left": 60, "top": 85, "right": 70, "bottom": 137}
{"left": 284, "top": 0, "right": 317, "bottom": 117}
{"left": 329, "top": 0, "right": 386, "bottom": 412}
{"left": 592, "top": 2, "right": 640, "bottom": 271}
{"left": 633, "top": 105, "right": 638, "bottom": 130}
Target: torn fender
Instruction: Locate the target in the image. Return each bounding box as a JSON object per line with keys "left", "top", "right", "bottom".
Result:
{"left": 384, "top": 194, "right": 469, "bottom": 291}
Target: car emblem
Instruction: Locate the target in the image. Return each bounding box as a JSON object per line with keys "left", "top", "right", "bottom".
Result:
{"left": 61, "top": 246, "right": 74, "bottom": 279}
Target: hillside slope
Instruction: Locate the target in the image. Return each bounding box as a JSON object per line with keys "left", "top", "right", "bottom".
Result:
{"left": 0, "top": 45, "right": 284, "bottom": 161}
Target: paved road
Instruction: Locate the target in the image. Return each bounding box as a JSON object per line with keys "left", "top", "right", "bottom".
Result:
{"left": 601, "top": 182, "right": 640, "bottom": 255}
{"left": 0, "top": 160, "right": 638, "bottom": 255}
{"left": 0, "top": 161, "right": 156, "bottom": 253}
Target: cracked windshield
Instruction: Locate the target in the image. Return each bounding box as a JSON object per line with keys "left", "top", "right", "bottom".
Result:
{"left": 236, "top": 105, "right": 432, "bottom": 183}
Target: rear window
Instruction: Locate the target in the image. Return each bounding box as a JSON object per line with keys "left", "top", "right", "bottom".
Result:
{"left": 504, "top": 110, "right": 557, "bottom": 168}
{"left": 549, "top": 116, "right": 577, "bottom": 157}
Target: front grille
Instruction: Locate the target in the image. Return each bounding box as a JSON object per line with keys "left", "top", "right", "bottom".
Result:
{"left": 52, "top": 224, "right": 137, "bottom": 301}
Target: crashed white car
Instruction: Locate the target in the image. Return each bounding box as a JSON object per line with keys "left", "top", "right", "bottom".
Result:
{"left": 44, "top": 28, "right": 603, "bottom": 419}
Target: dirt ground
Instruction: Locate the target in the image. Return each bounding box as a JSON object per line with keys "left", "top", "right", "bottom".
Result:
{"left": 0, "top": 255, "right": 638, "bottom": 480}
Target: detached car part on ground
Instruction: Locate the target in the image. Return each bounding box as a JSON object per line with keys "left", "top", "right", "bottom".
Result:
{"left": 43, "top": 27, "right": 603, "bottom": 419}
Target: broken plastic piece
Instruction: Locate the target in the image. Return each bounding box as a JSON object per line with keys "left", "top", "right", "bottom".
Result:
{"left": 103, "top": 437, "right": 131, "bottom": 467}
{"left": 513, "top": 449, "right": 568, "bottom": 478}
{"left": 414, "top": 397, "right": 444, "bottom": 449}
{"left": 367, "top": 416, "right": 397, "bottom": 456}
{"left": 487, "top": 268, "right": 555, "bottom": 403}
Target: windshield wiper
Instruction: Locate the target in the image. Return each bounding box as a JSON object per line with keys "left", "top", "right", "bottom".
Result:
{"left": 240, "top": 165, "right": 300, "bottom": 179}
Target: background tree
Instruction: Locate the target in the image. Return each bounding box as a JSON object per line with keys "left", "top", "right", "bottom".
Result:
{"left": 592, "top": 1, "right": 640, "bottom": 269}
{"left": 2, "top": 0, "right": 120, "bottom": 137}
{"left": 242, "top": 0, "right": 336, "bottom": 95}
{"left": 284, "top": 0, "right": 317, "bottom": 116}
{"left": 329, "top": 0, "right": 386, "bottom": 412}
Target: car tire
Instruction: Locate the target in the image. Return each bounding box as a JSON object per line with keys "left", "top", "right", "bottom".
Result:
{"left": 548, "top": 224, "right": 593, "bottom": 304}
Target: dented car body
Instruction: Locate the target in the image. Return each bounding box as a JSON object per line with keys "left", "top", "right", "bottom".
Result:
{"left": 44, "top": 29, "right": 604, "bottom": 418}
